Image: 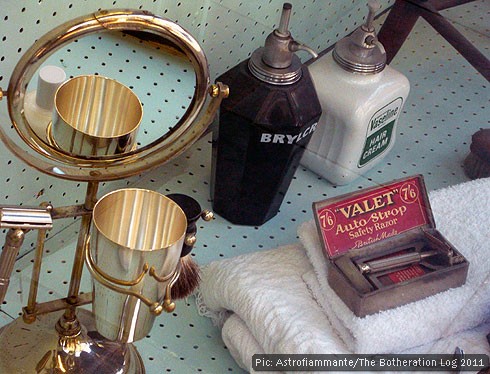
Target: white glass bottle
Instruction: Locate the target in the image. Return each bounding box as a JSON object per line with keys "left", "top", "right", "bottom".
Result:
{"left": 301, "top": 1, "right": 410, "bottom": 185}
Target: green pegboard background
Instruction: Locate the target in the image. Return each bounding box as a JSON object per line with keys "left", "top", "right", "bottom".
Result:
{"left": 0, "top": 0, "right": 488, "bottom": 372}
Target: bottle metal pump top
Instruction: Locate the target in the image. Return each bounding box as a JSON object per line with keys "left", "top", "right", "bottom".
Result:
{"left": 333, "top": 0, "right": 387, "bottom": 74}
{"left": 248, "top": 3, "right": 317, "bottom": 85}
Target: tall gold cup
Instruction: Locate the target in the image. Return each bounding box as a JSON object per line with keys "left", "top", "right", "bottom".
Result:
{"left": 90, "top": 188, "right": 186, "bottom": 342}
{"left": 51, "top": 75, "right": 143, "bottom": 156}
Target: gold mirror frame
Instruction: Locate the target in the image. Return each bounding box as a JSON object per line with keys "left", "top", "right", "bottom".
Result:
{"left": 1, "top": 9, "right": 227, "bottom": 181}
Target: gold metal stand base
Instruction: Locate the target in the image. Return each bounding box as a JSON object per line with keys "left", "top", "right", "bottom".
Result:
{"left": 0, "top": 309, "right": 145, "bottom": 373}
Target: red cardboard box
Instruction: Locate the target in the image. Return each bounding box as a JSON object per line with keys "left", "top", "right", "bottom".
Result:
{"left": 313, "top": 175, "right": 468, "bottom": 317}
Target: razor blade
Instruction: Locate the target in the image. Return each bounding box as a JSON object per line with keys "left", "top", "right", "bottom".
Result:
{"left": 0, "top": 206, "right": 53, "bottom": 230}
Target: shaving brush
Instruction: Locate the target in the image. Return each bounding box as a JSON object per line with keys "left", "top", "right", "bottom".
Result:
{"left": 167, "top": 194, "right": 213, "bottom": 299}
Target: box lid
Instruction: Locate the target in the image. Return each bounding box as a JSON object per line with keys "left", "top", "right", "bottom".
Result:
{"left": 313, "top": 175, "right": 435, "bottom": 259}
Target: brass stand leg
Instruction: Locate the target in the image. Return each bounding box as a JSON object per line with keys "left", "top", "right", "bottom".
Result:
{"left": 63, "top": 181, "right": 98, "bottom": 322}
{"left": 24, "top": 227, "right": 48, "bottom": 321}
{"left": 0, "top": 228, "right": 25, "bottom": 304}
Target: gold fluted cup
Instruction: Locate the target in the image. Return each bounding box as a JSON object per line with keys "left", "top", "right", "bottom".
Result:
{"left": 51, "top": 75, "right": 142, "bottom": 156}
{"left": 90, "top": 188, "right": 186, "bottom": 343}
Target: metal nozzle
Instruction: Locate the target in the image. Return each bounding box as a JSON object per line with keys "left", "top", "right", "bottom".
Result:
{"left": 290, "top": 41, "right": 318, "bottom": 59}
{"left": 332, "top": 0, "right": 386, "bottom": 73}
{"left": 277, "top": 3, "right": 292, "bottom": 35}
{"left": 248, "top": 2, "right": 317, "bottom": 84}
{"left": 364, "top": 0, "right": 381, "bottom": 32}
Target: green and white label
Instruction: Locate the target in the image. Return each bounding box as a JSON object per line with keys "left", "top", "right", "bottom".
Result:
{"left": 358, "top": 97, "right": 403, "bottom": 167}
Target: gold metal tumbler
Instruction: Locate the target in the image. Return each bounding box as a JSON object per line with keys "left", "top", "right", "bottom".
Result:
{"left": 51, "top": 75, "right": 143, "bottom": 156}
{"left": 89, "top": 188, "right": 186, "bottom": 343}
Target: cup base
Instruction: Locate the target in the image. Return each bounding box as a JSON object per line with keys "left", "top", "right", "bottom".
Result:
{"left": 0, "top": 308, "right": 146, "bottom": 373}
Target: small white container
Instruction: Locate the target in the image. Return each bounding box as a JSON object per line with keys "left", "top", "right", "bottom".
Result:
{"left": 24, "top": 65, "right": 66, "bottom": 141}
{"left": 301, "top": 1, "right": 410, "bottom": 185}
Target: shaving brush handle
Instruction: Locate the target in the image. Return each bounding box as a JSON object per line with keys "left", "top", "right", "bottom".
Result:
{"left": 166, "top": 194, "right": 213, "bottom": 257}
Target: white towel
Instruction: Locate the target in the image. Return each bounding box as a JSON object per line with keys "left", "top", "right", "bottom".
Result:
{"left": 196, "top": 244, "right": 349, "bottom": 357}
{"left": 198, "top": 242, "right": 490, "bottom": 372}
{"left": 197, "top": 178, "right": 490, "bottom": 371}
{"left": 221, "top": 314, "right": 265, "bottom": 373}
{"left": 221, "top": 310, "right": 490, "bottom": 373}
{"left": 299, "top": 177, "right": 490, "bottom": 353}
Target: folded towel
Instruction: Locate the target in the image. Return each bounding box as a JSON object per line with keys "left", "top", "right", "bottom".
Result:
{"left": 299, "top": 177, "right": 490, "bottom": 353}
{"left": 221, "top": 309, "right": 490, "bottom": 373}
{"left": 197, "top": 178, "right": 490, "bottom": 371}
{"left": 200, "top": 246, "right": 490, "bottom": 372}
{"left": 196, "top": 244, "right": 349, "bottom": 357}
{"left": 221, "top": 314, "right": 264, "bottom": 373}
{"left": 197, "top": 242, "right": 490, "bottom": 372}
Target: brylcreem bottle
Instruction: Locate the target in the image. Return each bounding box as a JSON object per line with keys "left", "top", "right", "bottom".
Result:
{"left": 301, "top": 0, "right": 410, "bottom": 185}
{"left": 211, "top": 3, "right": 321, "bottom": 225}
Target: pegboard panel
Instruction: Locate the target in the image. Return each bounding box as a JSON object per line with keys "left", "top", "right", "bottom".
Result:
{"left": 0, "top": 0, "right": 393, "bottom": 256}
{"left": 368, "top": 2, "right": 489, "bottom": 191}
{"left": 0, "top": 0, "right": 488, "bottom": 373}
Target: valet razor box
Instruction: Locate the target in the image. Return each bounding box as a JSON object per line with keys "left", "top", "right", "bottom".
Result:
{"left": 313, "top": 175, "right": 469, "bottom": 317}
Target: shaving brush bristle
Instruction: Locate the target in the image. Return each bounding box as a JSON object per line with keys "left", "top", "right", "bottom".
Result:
{"left": 165, "top": 193, "right": 213, "bottom": 300}
{"left": 172, "top": 255, "right": 201, "bottom": 299}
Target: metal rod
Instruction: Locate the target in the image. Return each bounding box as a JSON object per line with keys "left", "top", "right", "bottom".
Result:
{"left": 84, "top": 243, "right": 166, "bottom": 315}
{"left": 24, "top": 228, "right": 48, "bottom": 318}
{"left": 420, "top": 9, "right": 490, "bottom": 82}
{"left": 86, "top": 238, "right": 150, "bottom": 286}
{"left": 64, "top": 181, "right": 98, "bottom": 319}
{"left": 0, "top": 229, "right": 25, "bottom": 304}
{"left": 358, "top": 249, "right": 439, "bottom": 274}
{"left": 51, "top": 204, "right": 91, "bottom": 220}
{"left": 23, "top": 293, "right": 92, "bottom": 322}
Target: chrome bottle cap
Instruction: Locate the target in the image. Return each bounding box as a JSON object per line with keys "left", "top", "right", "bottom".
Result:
{"left": 249, "top": 3, "right": 317, "bottom": 85}
{"left": 333, "top": 0, "right": 386, "bottom": 74}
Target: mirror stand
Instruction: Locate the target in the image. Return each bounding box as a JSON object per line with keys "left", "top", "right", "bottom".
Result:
{"left": 0, "top": 9, "right": 228, "bottom": 374}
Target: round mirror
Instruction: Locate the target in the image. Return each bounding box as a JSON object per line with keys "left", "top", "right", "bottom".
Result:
{"left": 28, "top": 30, "right": 196, "bottom": 151}
{"left": 2, "top": 10, "right": 227, "bottom": 181}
